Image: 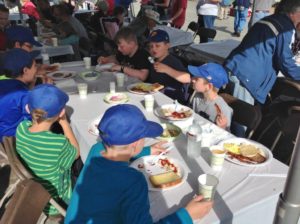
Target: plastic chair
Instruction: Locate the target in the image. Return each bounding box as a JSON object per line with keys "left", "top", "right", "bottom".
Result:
{"left": 0, "top": 179, "right": 51, "bottom": 224}
{"left": 196, "top": 27, "right": 217, "bottom": 43}
{"left": 0, "top": 136, "right": 66, "bottom": 216}
{"left": 220, "top": 93, "right": 262, "bottom": 138}
{"left": 186, "top": 21, "right": 199, "bottom": 40}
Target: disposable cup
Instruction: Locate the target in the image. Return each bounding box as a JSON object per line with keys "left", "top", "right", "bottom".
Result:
{"left": 77, "top": 83, "right": 88, "bottom": 99}
{"left": 144, "top": 94, "right": 154, "bottom": 112}
{"left": 115, "top": 72, "right": 125, "bottom": 87}
{"left": 83, "top": 57, "right": 91, "bottom": 69}
{"left": 109, "top": 81, "right": 116, "bottom": 94}
{"left": 198, "top": 174, "right": 219, "bottom": 201}
{"left": 210, "top": 145, "right": 226, "bottom": 171}
{"left": 51, "top": 37, "right": 58, "bottom": 46}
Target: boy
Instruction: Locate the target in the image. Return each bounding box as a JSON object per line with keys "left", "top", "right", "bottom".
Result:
{"left": 16, "top": 84, "right": 80, "bottom": 216}
{"left": 65, "top": 104, "right": 213, "bottom": 224}
{"left": 189, "top": 63, "right": 233, "bottom": 130}
{"left": 0, "top": 48, "right": 39, "bottom": 142}
{"left": 98, "top": 27, "right": 152, "bottom": 81}
{"left": 148, "top": 29, "right": 188, "bottom": 104}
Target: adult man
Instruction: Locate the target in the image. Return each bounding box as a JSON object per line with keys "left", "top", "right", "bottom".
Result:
{"left": 249, "top": 0, "right": 275, "bottom": 27}
{"left": 0, "top": 4, "right": 9, "bottom": 52}
{"left": 224, "top": 0, "right": 300, "bottom": 105}
{"left": 170, "top": 0, "right": 188, "bottom": 29}
{"left": 98, "top": 27, "right": 151, "bottom": 81}
{"left": 232, "top": 0, "right": 251, "bottom": 37}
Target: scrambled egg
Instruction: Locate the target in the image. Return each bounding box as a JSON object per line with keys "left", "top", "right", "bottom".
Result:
{"left": 223, "top": 143, "right": 240, "bottom": 155}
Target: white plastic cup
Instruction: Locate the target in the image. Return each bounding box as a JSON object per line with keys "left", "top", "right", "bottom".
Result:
{"left": 115, "top": 72, "right": 125, "bottom": 87}
{"left": 77, "top": 83, "right": 88, "bottom": 99}
{"left": 109, "top": 81, "right": 116, "bottom": 94}
{"left": 41, "top": 53, "right": 50, "bottom": 65}
{"left": 210, "top": 145, "right": 226, "bottom": 171}
{"left": 51, "top": 37, "right": 58, "bottom": 46}
{"left": 198, "top": 174, "right": 219, "bottom": 201}
{"left": 83, "top": 57, "right": 91, "bottom": 69}
{"left": 144, "top": 94, "right": 154, "bottom": 112}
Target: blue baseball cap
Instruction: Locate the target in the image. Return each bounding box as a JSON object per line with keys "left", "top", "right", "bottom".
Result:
{"left": 5, "top": 25, "right": 42, "bottom": 47}
{"left": 3, "top": 48, "right": 40, "bottom": 77}
{"left": 188, "top": 63, "right": 229, "bottom": 89}
{"left": 98, "top": 104, "right": 163, "bottom": 146}
{"left": 148, "top": 29, "right": 169, "bottom": 43}
{"left": 28, "top": 84, "right": 69, "bottom": 118}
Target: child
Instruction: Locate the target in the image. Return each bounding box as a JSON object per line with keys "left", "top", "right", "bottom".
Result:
{"left": 148, "top": 29, "right": 188, "bottom": 104}
{"left": 65, "top": 104, "right": 213, "bottom": 223}
{"left": 16, "top": 84, "right": 80, "bottom": 216}
{"left": 57, "top": 21, "right": 79, "bottom": 46}
{"left": 0, "top": 48, "right": 39, "bottom": 142}
{"left": 189, "top": 63, "right": 233, "bottom": 130}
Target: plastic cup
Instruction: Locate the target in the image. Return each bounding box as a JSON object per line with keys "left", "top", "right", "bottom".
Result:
{"left": 115, "top": 72, "right": 125, "bottom": 87}
{"left": 109, "top": 81, "right": 116, "bottom": 94}
{"left": 77, "top": 83, "right": 88, "bottom": 99}
{"left": 41, "top": 53, "right": 50, "bottom": 65}
{"left": 51, "top": 37, "right": 58, "bottom": 46}
{"left": 83, "top": 57, "right": 91, "bottom": 69}
{"left": 210, "top": 145, "right": 226, "bottom": 171}
{"left": 198, "top": 174, "right": 219, "bottom": 201}
{"left": 144, "top": 94, "right": 154, "bottom": 112}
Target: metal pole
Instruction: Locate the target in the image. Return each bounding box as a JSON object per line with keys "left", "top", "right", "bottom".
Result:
{"left": 274, "top": 127, "right": 300, "bottom": 224}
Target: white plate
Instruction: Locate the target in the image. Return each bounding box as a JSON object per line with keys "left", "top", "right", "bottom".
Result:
{"left": 156, "top": 123, "right": 182, "bottom": 142}
{"left": 154, "top": 104, "right": 193, "bottom": 121}
{"left": 88, "top": 115, "right": 103, "bottom": 136}
{"left": 95, "top": 63, "right": 114, "bottom": 72}
{"left": 80, "top": 71, "right": 101, "bottom": 81}
{"left": 127, "top": 83, "right": 156, "bottom": 95}
{"left": 130, "top": 156, "right": 187, "bottom": 191}
{"left": 218, "top": 138, "right": 273, "bottom": 167}
{"left": 47, "top": 70, "right": 76, "bottom": 81}
{"left": 103, "top": 92, "right": 129, "bottom": 104}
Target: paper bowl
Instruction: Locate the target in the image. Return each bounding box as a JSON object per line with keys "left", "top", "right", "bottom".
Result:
{"left": 156, "top": 123, "right": 182, "bottom": 142}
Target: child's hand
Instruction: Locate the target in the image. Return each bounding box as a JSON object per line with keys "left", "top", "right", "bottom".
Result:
{"left": 58, "top": 113, "right": 69, "bottom": 125}
{"left": 150, "top": 141, "right": 168, "bottom": 155}
{"left": 98, "top": 56, "right": 109, "bottom": 64}
{"left": 153, "top": 62, "right": 170, "bottom": 74}
{"left": 185, "top": 195, "right": 213, "bottom": 220}
{"left": 111, "top": 64, "right": 121, "bottom": 72}
{"left": 216, "top": 113, "right": 227, "bottom": 129}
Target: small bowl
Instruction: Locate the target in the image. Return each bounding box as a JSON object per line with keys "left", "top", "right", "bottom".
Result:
{"left": 80, "top": 71, "right": 101, "bottom": 81}
{"left": 157, "top": 123, "right": 182, "bottom": 142}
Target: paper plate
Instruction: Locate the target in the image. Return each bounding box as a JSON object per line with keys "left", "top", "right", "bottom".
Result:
{"left": 47, "top": 70, "right": 76, "bottom": 81}
{"left": 80, "top": 71, "right": 101, "bottom": 81}
{"left": 127, "top": 83, "right": 157, "bottom": 95}
{"left": 154, "top": 104, "right": 193, "bottom": 121}
{"left": 88, "top": 115, "right": 102, "bottom": 136}
{"left": 103, "top": 92, "right": 129, "bottom": 104}
{"left": 130, "top": 156, "right": 187, "bottom": 191}
{"left": 95, "top": 63, "right": 114, "bottom": 72}
{"left": 218, "top": 138, "right": 273, "bottom": 167}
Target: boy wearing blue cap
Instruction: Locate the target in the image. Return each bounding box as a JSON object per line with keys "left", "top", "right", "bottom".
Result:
{"left": 16, "top": 84, "right": 80, "bottom": 216}
{"left": 147, "top": 29, "right": 188, "bottom": 104}
{"left": 65, "top": 104, "right": 213, "bottom": 224}
{"left": 0, "top": 48, "right": 39, "bottom": 142}
{"left": 189, "top": 63, "right": 233, "bottom": 130}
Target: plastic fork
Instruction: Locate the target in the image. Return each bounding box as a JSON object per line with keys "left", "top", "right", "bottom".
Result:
{"left": 174, "top": 100, "right": 179, "bottom": 112}
{"left": 149, "top": 146, "right": 173, "bottom": 165}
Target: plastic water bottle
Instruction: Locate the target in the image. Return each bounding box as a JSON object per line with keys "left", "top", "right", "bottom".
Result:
{"left": 187, "top": 119, "right": 202, "bottom": 158}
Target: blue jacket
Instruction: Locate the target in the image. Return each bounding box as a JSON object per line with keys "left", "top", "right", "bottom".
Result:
{"left": 0, "top": 79, "right": 30, "bottom": 142}
{"left": 224, "top": 14, "right": 300, "bottom": 103}
{"left": 65, "top": 143, "right": 193, "bottom": 224}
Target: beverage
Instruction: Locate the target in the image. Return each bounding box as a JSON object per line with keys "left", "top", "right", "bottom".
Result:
{"left": 144, "top": 95, "right": 154, "bottom": 112}
{"left": 83, "top": 57, "right": 91, "bottom": 69}
{"left": 187, "top": 119, "right": 202, "bottom": 157}
{"left": 77, "top": 83, "right": 88, "bottom": 99}
{"left": 198, "top": 174, "right": 219, "bottom": 201}
{"left": 210, "top": 146, "right": 226, "bottom": 171}
{"left": 41, "top": 53, "right": 50, "bottom": 65}
{"left": 109, "top": 82, "right": 116, "bottom": 94}
{"left": 115, "top": 72, "right": 125, "bottom": 87}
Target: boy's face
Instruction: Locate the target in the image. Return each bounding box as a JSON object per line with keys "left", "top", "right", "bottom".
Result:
{"left": 192, "top": 77, "right": 209, "bottom": 93}
{"left": 23, "top": 60, "right": 37, "bottom": 83}
{"left": 149, "top": 42, "right": 169, "bottom": 59}
{"left": 0, "top": 11, "right": 9, "bottom": 30}
{"left": 117, "top": 38, "right": 136, "bottom": 56}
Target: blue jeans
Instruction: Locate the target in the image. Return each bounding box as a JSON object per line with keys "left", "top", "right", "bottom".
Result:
{"left": 203, "top": 15, "right": 216, "bottom": 41}
{"left": 234, "top": 8, "right": 248, "bottom": 33}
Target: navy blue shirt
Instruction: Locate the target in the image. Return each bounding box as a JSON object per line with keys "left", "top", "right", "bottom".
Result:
{"left": 0, "top": 79, "right": 30, "bottom": 142}
{"left": 65, "top": 143, "right": 192, "bottom": 224}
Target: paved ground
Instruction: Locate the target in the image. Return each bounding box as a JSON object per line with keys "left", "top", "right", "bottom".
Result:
{"left": 132, "top": 0, "right": 249, "bottom": 43}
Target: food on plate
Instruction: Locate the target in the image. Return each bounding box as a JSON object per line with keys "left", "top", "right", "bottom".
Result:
{"left": 84, "top": 72, "right": 97, "bottom": 78}
{"left": 161, "top": 128, "right": 180, "bottom": 138}
{"left": 161, "top": 107, "right": 192, "bottom": 119}
{"left": 109, "top": 95, "right": 125, "bottom": 101}
{"left": 130, "top": 83, "right": 164, "bottom": 93}
{"left": 149, "top": 171, "right": 182, "bottom": 188}
{"left": 64, "top": 73, "right": 73, "bottom": 78}
{"left": 46, "top": 64, "right": 59, "bottom": 72}
{"left": 157, "top": 158, "right": 180, "bottom": 174}
{"left": 52, "top": 72, "right": 64, "bottom": 78}
{"left": 224, "top": 142, "right": 267, "bottom": 164}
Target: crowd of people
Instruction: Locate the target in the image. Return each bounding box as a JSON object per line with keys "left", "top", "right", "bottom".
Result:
{"left": 0, "top": 0, "right": 300, "bottom": 223}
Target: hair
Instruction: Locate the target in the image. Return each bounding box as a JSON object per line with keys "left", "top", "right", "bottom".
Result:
{"left": 52, "top": 3, "right": 73, "bottom": 17}
{"left": 3, "top": 59, "right": 34, "bottom": 79}
{"left": 0, "top": 4, "right": 9, "bottom": 13}
{"left": 57, "top": 21, "right": 77, "bottom": 37}
{"left": 31, "top": 108, "right": 56, "bottom": 124}
{"left": 114, "top": 27, "right": 137, "bottom": 44}
{"left": 113, "top": 6, "right": 126, "bottom": 16}
{"left": 275, "top": 0, "right": 300, "bottom": 14}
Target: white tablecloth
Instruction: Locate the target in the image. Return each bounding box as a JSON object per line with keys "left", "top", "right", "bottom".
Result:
{"left": 57, "top": 61, "right": 289, "bottom": 224}
{"left": 35, "top": 45, "right": 74, "bottom": 58}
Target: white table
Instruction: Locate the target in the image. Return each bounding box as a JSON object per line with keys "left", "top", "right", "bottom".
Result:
{"left": 184, "top": 39, "right": 240, "bottom": 64}
{"left": 57, "top": 61, "right": 290, "bottom": 224}
{"left": 35, "top": 45, "right": 74, "bottom": 58}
